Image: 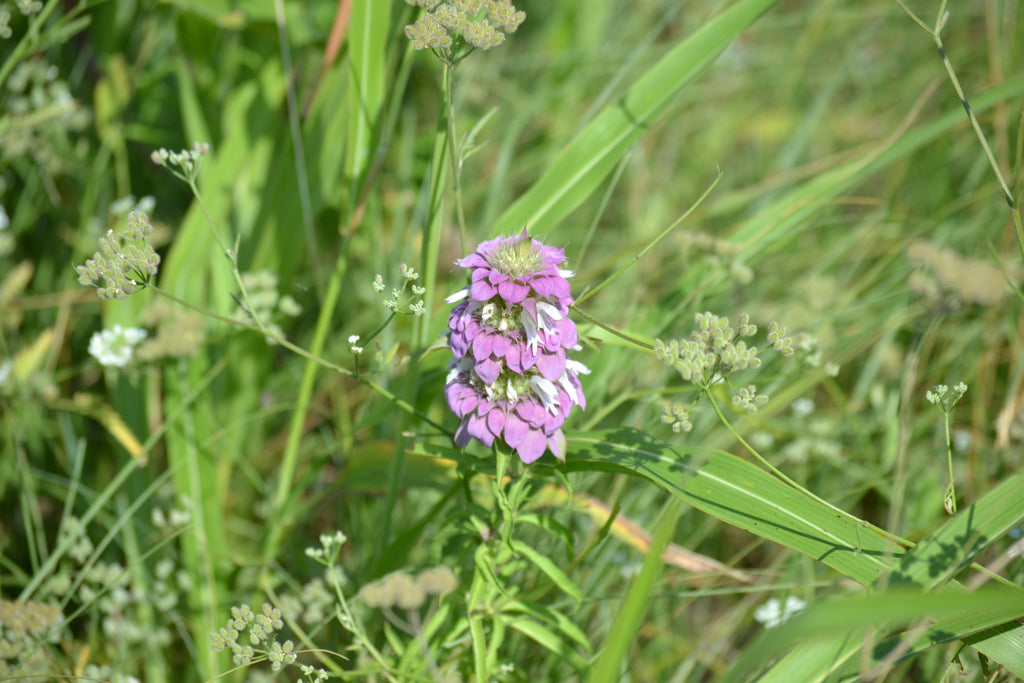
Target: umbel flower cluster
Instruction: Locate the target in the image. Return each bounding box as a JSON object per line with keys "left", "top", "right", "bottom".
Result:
{"left": 75, "top": 212, "right": 160, "bottom": 300}
{"left": 405, "top": 0, "right": 525, "bottom": 54}
{"left": 445, "top": 230, "right": 589, "bottom": 463}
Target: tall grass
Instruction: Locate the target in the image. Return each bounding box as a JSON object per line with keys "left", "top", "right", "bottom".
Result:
{"left": 1, "top": 0, "right": 1023, "bottom": 681}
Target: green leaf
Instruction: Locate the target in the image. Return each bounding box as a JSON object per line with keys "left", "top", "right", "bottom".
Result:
{"left": 736, "top": 588, "right": 1024, "bottom": 683}
{"left": 507, "top": 616, "right": 589, "bottom": 673}
{"left": 564, "top": 428, "right": 900, "bottom": 585}
{"left": 564, "top": 428, "right": 1024, "bottom": 679}
{"left": 510, "top": 539, "right": 584, "bottom": 605}
{"left": 493, "top": 0, "right": 777, "bottom": 235}
{"left": 503, "top": 600, "right": 592, "bottom": 652}
{"left": 587, "top": 497, "right": 682, "bottom": 683}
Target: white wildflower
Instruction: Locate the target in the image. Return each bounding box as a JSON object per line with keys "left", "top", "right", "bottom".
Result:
{"left": 754, "top": 596, "right": 806, "bottom": 629}
{"left": 88, "top": 325, "right": 147, "bottom": 368}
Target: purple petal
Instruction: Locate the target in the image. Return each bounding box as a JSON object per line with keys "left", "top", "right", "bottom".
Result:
{"left": 486, "top": 408, "right": 506, "bottom": 436}
{"left": 458, "top": 254, "right": 489, "bottom": 269}
{"left": 472, "top": 333, "right": 493, "bottom": 361}
{"left": 466, "top": 412, "right": 495, "bottom": 447}
{"left": 535, "top": 351, "right": 566, "bottom": 381}
{"left": 505, "top": 343, "right": 524, "bottom": 374}
{"left": 547, "top": 430, "right": 567, "bottom": 461}
{"left": 491, "top": 335, "right": 512, "bottom": 357}
{"left": 470, "top": 280, "right": 497, "bottom": 301}
{"left": 476, "top": 357, "right": 501, "bottom": 384}
{"left": 531, "top": 276, "right": 554, "bottom": 297}
{"left": 558, "top": 319, "right": 578, "bottom": 348}
{"left": 503, "top": 412, "right": 529, "bottom": 448}
{"left": 514, "top": 398, "right": 544, "bottom": 425}
{"left": 497, "top": 280, "right": 530, "bottom": 303}
{"left": 516, "top": 430, "right": 548, "bottom": 463}
{"left": 454, "top": 420, "right": 473, "bottom": 448}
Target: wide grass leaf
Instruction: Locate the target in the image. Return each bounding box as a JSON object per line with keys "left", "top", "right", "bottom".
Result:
{"left": 564, "top": 428, "right": 1024, "bottom": 679}
{"left": 564, "top": 427, "right": 901, "bottom": 584}
{"left": 492, "top": 0, "right": 778, "bottom": 235}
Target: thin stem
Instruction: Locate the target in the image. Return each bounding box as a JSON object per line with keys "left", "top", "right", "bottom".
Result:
{"left": 574, "top": 170, "right": 722, "bottom": 307}
{"left": 943, "top": 412, "right": 957, "bottom": 514}
{"left": 326, "top": 570, "right": 401, "bottom": 683}
{"left": 704, "top": 389, "right": 911, "bottom": 549}
{"left": 144, "top": 284, "right": 449, "bottom": 435}
{"left": 443, "top": 60, "right": 468, "bottom": 253}
{"left": 895, "top": 0, "right": 1024, "bottom": 259}
{"left": 569, "top": 303, "right": 653, "bottom": 350}
{"left": 186, "top": 179, "right": 270, "bottom": 334}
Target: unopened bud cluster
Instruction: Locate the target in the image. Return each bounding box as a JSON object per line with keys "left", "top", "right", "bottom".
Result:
{"left": 655, "top": 312, "right": 765, "bottom": 385}
{"left": 372, "top": 264, "right": 427, "bottom": 316}
{"left": 926, "top": 382, "right": 967, "bottom": 414}
{"left": 655, "top": 312, "right": 798, "bottom": 428}
{"left": 210, "top": 603, "right": 299, "bottom": 672}
{"left": 76, "top": 212, "right": 160, "bottom": 300}
{"left": 151, "top": 142, "right": 210, "bottom": 183}
{"left": 405, "top": 0, "right": 525, "bottom": 57}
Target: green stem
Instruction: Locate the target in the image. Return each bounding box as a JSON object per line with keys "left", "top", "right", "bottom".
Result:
{"left": 943, "top": 412, "right": 957, "bottom": 514}
{"left": 896, "top": 0, "right": 1024, "bottom": 259}
{"left": 144, "top": 284, "right": 447, "bottom": 436}
{"left": 443, "top": 60, "right": 468, "bottom": 254}
{"left": 186, "top": 179, "right": 270, "bottom": 334}
{"left": 574, "top": 171, "right": 722, "bottom": 308}
{"left": 704, "top": 389, "right": 911, "bottom": 549}
{"left": 569, "top": 303, "right": 653, "bottom": 350}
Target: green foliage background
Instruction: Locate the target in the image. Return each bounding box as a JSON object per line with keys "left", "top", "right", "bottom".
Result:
{"left": 2, "top": 0, "right": 1024, "bottom": 681}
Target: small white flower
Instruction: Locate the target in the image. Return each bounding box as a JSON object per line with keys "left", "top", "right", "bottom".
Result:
{"left": 88, "top": 325, "right": 147, "bottom": 368}
{"left": 754, "top": 596, "right": 806, "bottom": 629}
{"left": 791, "top": 398, "right": 815, "bottom": 417}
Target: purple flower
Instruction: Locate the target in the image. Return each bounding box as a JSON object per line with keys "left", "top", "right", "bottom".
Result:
{"left": 445, "top": 229, "right": 588, "bottom": 463}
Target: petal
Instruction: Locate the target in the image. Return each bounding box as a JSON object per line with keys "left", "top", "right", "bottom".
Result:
{"left": 457, "top": 253, "right": 489, "bottom": 269}
{"left": 557, "top": 319, "right": 578, "bottom": 348}
{"left": 470, "top": 280, "right": 497, "bottom": 301}
{"left": 472, "top": 333, "right": 493, "bottom": 361}
{"left": 491, "top": 335, "right": 512, "bottom": 357}
{"left": 547, "top": 430, "right": 566, "bottom": 461}
{"left": 514, "top": 398, "right": 544, "bottom": 425}
{"left": 505, "top": 343, "right": 524, "bottom": 374}
{"left": 475, "top": 357, "right": 501, "bottom": 384}
{"left": 516, "top": 430, "right": 548, "bottom": 463}
{"left": 531, "top": 276, "right": 553, "bottom": 297}
{"left": 502, "top": 412, "right": 529, "bottom": 448}
{"left": 486, "top": 408, "right": 506, "bottom": 436}
{"left": 466, "top": 412, "right": 495, "bottom": 447}
{"left": 535, "top": 351, "right": 566, "bottom": 381}
{"left": 454, "top": 420, "right": 473, "bottom": 448}
{"left": 497, "top": 280, "right": 530, "bottom": 303}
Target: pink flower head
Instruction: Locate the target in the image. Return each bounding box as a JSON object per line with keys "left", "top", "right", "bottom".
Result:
{"left": 445, "top": 229, "right": 587, "bottom": 463}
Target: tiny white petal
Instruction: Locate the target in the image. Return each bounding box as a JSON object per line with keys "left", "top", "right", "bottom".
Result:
{"left": 445, "top": 288, "right": 469, "bottom": 303}
{"left": 529, "top": 376, "right": 560, "bottom": 415}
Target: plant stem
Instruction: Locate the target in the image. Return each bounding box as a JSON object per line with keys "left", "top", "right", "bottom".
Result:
{"left": 704, "top": 389, "right": 911, "bottom": 549}
{"left": 574, "top": 171, "right": 722, "bottom": 308}
{"left": 144, "top": 283, "right": 448, "bottom": 436}
{"left": 443, "top": 60, "right": 468, "bottom": 254}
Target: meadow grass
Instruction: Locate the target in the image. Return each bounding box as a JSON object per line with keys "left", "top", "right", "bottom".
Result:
{"left": 2, "top": 0, "right": 1024, "bottom": 681}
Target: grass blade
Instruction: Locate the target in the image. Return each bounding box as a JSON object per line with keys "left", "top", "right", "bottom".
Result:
{"left": 493, "top": 0, "right": 777, "bottom": 235}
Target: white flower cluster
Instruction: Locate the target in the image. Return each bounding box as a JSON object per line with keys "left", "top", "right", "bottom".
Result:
{"left": 88, "top": 325, "right": 147, "bottom": 368}
{"left": 754, "top": 595, "right": 806, "bottom": 629}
